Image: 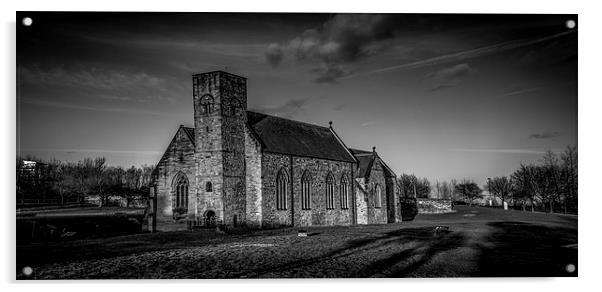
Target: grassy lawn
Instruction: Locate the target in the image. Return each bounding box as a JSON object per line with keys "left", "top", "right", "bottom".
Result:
{"left": 16, "top": 205, "right": 577, "bottom": 279}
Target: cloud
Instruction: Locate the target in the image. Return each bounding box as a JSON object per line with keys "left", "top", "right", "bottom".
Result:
{"left": 312, "top": 64, "right": 347, "bottom": 83}
{"left": 265, "top": 43, "right": 284, "bottom": 68}
{"left": 19, "top": 65, "right": 181, "bottom": 104}
{"left": 254, "top": 98, "right": 310, "bottom": 118}
{"left": 21, "top": 148, "right": 162, "bottom": 155}
{"left": 21, "top": 98, "right": 176, "bottom": 116}
{"left": 342, "top": 30, "right": 576, "bottom": 80}
{"left": 19, "top": 66, "right": 165, "bottom": 91}
{"left": 427, "top": 63, "right": 475, "bottom": 91}
{"left": 450, "top": 148, "right": 553, "bottom": 155}
{"left": 499, "top": 87, "right": 541, "bottom": 97}
{"left": 528, "top": 132, "right": 561, "bottom": 139}
{"left": 360, "top": 121, "right": 377, "bottom": 127}
{"left": 267, "top": 14, "right": 403, "bottom": 82}
{"left": 332, "top": 104, "right": 346, "bottom": 111}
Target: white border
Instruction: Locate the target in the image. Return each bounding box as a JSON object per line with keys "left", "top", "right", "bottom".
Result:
{"left": 2, "top": 1, "right": 600, "bottom": 291}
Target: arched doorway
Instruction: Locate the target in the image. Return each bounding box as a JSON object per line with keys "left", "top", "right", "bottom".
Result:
{"left": 204, "top": 210, "right": 216, "bottom": 227}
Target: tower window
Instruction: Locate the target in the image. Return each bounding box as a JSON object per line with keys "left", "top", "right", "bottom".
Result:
{"left": 200, "top": 95, "right": 214, "bottom": 115}
{"left": 206, "top": 181, "right": 213, "bottom": 192}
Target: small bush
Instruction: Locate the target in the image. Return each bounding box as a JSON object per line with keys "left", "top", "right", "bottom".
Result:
{"left": 400, "top": 197, "right": 418, "bottom": 221}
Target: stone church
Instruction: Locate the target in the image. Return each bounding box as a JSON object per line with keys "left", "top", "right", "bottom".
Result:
{"left": 150, "top": 71, "right": 400, "bottom": 230}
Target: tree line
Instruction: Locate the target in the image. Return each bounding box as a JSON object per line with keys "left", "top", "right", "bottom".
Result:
{"left": 490, "top": 146, "right": 578, "bottom": 214}
{"left": 17, "top": 155, "right": 154, "bottom": 207}
{"left": 396, "top": 146, "right": 577, "bottom": 214}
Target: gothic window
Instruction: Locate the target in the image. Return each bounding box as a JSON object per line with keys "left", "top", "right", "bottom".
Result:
{"left": 325, "top": 172, "right": 335, "bottom": 209}
{"left": 200, "top": 95, "right": 214, "bottom": 115}
{"left": 340, "top": 174, "right": 349, "bottom": 209}
{"left": 276, "top": 168, "right": 288, "bottom": 210}
{"left": 301, "top": 170, "right": 312, "bottom": 210}
{"left": 173, "top": 173, "right": 189, "bottom": 213}
{"left": 206, "top": 181, "right": 213, "bottom": 192}
{"left": 375, "top": 184, "right": 382, "bottom": 208}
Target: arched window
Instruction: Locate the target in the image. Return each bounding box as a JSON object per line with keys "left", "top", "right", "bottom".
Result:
{"left": 276, "top": 168, "right": 288, "bottom": 210}
{"left": 200, "top": 95, "right": 214, "bottom": 115}
{"left": 340, "top": 175, "right": 349, "bottom": 209}
{"left": 301, "top": 170, "right": 312, "bottom": 210}
{"left": 173, "top": 173, "right": 189, "bottom": 213}
{"left": 375, "top": 184, "right": 382, "bottom": 208}
{"left": 205, "top": 181, "right": 213, "bottom": 192}
{"left": 325, "top": 172, "right": 335, "bottom": 209}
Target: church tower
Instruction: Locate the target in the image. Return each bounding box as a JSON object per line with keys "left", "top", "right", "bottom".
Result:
{"left": 193, "top": 71, "right": 248, "bottom": 226}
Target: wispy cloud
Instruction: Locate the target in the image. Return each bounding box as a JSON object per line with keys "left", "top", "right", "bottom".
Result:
{"left": 499, "top": 87, "right": 542, "bottom": 97}
{"left": 19, "top": 66, "right": 166, "bottom": 91}
{"left": 79, "top": 33, "right": 267, "bottom": 58}
{"left": 426, "top": 63, "right": 475, "bottom": 91}
{"left": 21, "top": 98, "right": 176, "bottom": 116}
{"left": 253, "top": 98, "right": 310, "bottom": 118}
{"left": 450, "top": 148, "right": 561, "bottom": 154}
{"left": 360, "top": 121, "right": 377, "bottom": 127}
{"left": 343, "top": 30, "right": 576, "bottom": 80}
{"left": 528, "top": 132, "right": 561, "bottom": 139}
{"left": 21, "top": 148, "right": 162, "bottom": 155}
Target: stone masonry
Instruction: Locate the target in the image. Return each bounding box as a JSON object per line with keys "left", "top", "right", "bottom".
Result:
{"left": 151, "top": 71, "right": 401, "bottom": 230}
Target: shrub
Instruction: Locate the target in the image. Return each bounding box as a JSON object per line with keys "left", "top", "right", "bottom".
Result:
{"left": 400, "top": 197, "right": 418, "bottom": 221}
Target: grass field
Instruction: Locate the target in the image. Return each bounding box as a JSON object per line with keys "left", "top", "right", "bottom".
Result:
{"left": 16, "top": 205, "right": 577, "bottom": 279}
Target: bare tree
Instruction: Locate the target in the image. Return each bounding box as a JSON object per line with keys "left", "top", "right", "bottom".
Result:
{"left": 449, "top": 179, "right": 458, "bottom": 201}
{"left": 560, "top": 146, "right": 577, "bottom": 214}
{"left": 485, "top": 176, "right": 513, "bottom": 208}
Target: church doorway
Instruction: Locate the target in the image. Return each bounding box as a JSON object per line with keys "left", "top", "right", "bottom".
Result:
{"left": 204, "top": 210, "right": 216, "bottom": 227}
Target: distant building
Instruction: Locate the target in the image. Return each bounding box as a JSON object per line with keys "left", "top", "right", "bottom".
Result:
{"left": 151, "top": 71, "right": 400, "bottom": 229}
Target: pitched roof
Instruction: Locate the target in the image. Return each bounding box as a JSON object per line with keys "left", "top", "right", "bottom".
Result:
{"left": 350, "top": 148, "right": 397, "bottom": 178}
{"left": 247, "top": 111, "right": 356, "bottom": 163}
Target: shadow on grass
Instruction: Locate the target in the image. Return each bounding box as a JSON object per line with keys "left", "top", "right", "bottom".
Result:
{"left": 472, "top": 221, "right": 577, "bottom": 277}
{"left": 237, "top": 226, "right": 467, "bottom": 278}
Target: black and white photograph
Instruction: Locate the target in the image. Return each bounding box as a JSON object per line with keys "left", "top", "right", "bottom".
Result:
{"left": 13, "top": 8, "right": 581, "bottom": 280}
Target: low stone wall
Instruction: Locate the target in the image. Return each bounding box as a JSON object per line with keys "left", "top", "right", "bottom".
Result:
{"left": 417, "top": 199, "right": 454, "bottom": 214}
{"left": 85, "top": 195, "right": 148, "bottom": 208}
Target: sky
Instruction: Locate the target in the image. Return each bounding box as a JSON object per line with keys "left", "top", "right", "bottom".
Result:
{"left": 16, "top": 12, "right": 577, "bottom": 186}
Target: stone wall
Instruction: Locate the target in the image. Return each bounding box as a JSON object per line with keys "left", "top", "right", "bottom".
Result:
{"left": 154, "top": 127, "right": 197, "bottom": 221}
{"left": 244, "top": 126, "right": 262, "bottom": 227}
{"left": 85, "top": 195, "right": 147, "bottom": 208}
{"left": 193, "top": 71, "right": 248, "bottom": 226}
{"left": 417, "top": 198, "right": 454, "bottom": 214}
{"left": 364, "top": 157, "right": 388, "bottom": 224}
{"left": 220, "top": 72, "right": 248, "bottom": 226}
{"left": 354, "top": 179, "right": 368, "bottom": 224}
{"left": 261, "top": 152, "right": 355, "bottom": 227}
{"left": 385, "top": 176, "right": 399, "bottom": 223}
